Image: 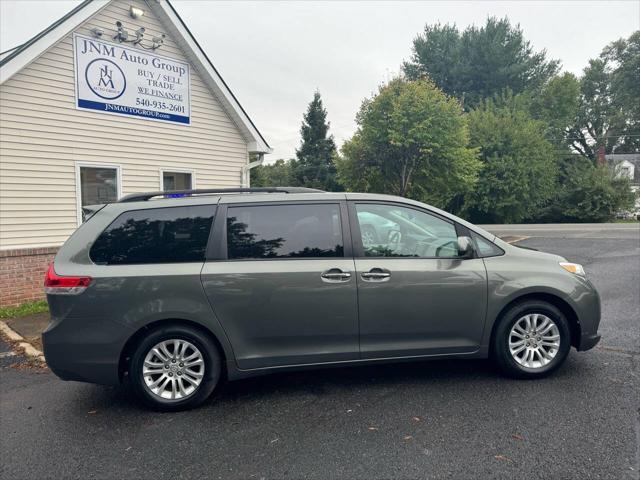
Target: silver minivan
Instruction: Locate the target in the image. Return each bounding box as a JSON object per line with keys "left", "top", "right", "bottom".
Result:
{"left": 43, "top": 188, "right": 601, "bottom": 410}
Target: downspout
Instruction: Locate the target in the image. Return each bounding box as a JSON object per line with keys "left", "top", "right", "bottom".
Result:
{"left": 241, "top": 153, "right": 264, "bottom": 188}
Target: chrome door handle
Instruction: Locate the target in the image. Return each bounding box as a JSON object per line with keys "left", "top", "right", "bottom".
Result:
{"left": 361, "top": 272, "right": 390, "bottom": 279}
{"left": 361, "top": 268, "right": 391, "bottom": 281}
{"left": 321, "top": 269, "right": 351, "bottom": 282}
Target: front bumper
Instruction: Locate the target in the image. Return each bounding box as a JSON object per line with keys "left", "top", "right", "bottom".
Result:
{"left": 569, "top": 277, "right": 601, "bottom": 352}
{"left": 577, "top": 333, "right": 601, "bottom": 351}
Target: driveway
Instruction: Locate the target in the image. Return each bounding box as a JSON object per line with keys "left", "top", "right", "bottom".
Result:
{"left": 1, "top": 224, "right": 638, "bottom": 479}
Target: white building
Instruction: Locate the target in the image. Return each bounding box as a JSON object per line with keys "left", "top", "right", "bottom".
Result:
{"left": 607, "top": 153, "right": 640, "bottom": 214}
{"left": 0, "top": 0, "right": 271, "bottom": 306}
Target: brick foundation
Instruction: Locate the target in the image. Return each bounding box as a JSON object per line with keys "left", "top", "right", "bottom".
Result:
{"left": 0, "top": 247, "right": 58, "bottom": 307}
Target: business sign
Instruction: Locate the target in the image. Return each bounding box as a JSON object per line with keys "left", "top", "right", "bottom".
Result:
{"left": 73, "top": 34, "right": 190, "bottom": 125}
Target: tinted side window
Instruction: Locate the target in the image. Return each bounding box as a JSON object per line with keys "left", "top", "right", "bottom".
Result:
{"left": 91, "top": 205, "right": 214, "bottom": 265}
{"left": 355, "top": 203, "right": 458, "bottom": 258}
{"left": 227, "top": 204, "right": 343, "bottom": 259}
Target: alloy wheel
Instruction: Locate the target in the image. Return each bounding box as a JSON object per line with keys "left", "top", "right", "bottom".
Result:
{"left": 142, "top": 339, "right": 205, "bottom": 400}
{"left": 508, "top": 313, "right": 561, "bottom": 369}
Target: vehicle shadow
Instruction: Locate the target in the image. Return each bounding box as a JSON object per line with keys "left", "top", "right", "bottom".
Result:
{"left": 76, "top": 358, "right": 494, "bottom": 410}
{"left": 73, "top": 354, "right": 589, "bottom": 414}
{"left": 206, "top": 351, "right": 591, "bottom": 409}
{"left": 210, "top": 358, "right": 499, "bottom": 403}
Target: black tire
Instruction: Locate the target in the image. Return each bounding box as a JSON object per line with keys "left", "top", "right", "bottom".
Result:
{"left": 129, "top": 323, "right": 221, "bottom": 411}
{"left": 492, "top": 300, "right": 571, "bottom": 379}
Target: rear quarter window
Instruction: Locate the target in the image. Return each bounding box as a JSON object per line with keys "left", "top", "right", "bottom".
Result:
{"left": 90, "top": 205, "right": 215, "bottom": 265}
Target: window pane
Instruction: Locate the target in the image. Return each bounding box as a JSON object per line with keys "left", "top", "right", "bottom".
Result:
{"left": 80, "top": 167, "right": 118, "bottom": 206}
{"left": 90, "top": 205, "right": 214, "bottom": 265}
{"left": 471, "top": 231, "right": 503, "bottom": 257}
{"left": 163, "top": 171, "right": 192, "bottom": 191}
{"left": 355, "top": 204, "right": 458, "bottom": 258}
{"left": 227, "top": 204, "right": 343, "bottom": 259}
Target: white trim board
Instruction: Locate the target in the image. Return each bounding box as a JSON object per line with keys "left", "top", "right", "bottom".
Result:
{"left": 0, "top": 0, "right": 271, "bottom": 154}
{"left": 150, "top": 0, "right": 271, "bottom": 153}
{"left": 0, "top": 1, "right": 108, "bottom": 84}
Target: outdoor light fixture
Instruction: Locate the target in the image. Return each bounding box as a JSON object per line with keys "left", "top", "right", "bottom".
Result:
{"left": 129, "top": 5, "right": 145, "bottom": 19}
{"left": 114, "top": 21, "right": 129, "bottom": 42}
{"left": 90, "top": 27, "right": 104, "bottom": 39}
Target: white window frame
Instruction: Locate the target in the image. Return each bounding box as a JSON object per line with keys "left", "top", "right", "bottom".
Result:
{"left": 159, "top": 168, "right": 196, "bottom": 191}
{"left": 75, "top": 162, "right": 122, "bottom": 226}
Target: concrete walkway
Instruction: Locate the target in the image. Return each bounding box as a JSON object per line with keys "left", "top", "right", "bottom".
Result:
{"left": 4, "top": 312, "right": 48, "bottom": 351}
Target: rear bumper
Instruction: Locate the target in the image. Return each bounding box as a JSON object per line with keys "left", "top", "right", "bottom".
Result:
{"left": 577, "top": 333, "right": 601, "bottom": 351}
{"left": 42, "top": 312, "right": 133, "bottom": 386}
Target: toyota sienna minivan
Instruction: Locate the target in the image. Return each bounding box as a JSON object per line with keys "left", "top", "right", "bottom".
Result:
{"left": 43, "top": 187, "right": 601, "bottom": 410}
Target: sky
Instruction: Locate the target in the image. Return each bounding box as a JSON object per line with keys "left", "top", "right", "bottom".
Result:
{"left": 1, "top": 1, "right": 639, "bottom": 161}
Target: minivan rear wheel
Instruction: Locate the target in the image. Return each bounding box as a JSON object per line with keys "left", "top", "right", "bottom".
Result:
{"left": 129, "top": 324, "right": 221, "bottom": 411}
{"left": 492, "top": 300, "right": 571, "bottom": 379}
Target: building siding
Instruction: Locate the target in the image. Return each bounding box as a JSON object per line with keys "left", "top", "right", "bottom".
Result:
{"left": 0, "top": 0, "right": 249, "bottom": 249}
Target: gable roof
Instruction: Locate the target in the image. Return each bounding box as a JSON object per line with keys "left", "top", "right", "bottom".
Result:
{"left": 0, "top": 0, "right": 271, "bottom": 154}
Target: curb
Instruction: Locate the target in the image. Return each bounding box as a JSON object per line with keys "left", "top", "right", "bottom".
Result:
{"left": 0, "top": 320, "right": 46, "bottom": 363}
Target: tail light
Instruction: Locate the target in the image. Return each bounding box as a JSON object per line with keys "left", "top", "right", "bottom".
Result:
{"left": 44, "top": 264, "right": 92, "bottom": 295}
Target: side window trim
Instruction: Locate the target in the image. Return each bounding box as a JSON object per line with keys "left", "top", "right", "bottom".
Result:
{"left": 339, "top": 201, "right": 353, "bottom": 258}
{"left": 348, "top": 200, "right": 461, "bottom": 259}
{"left": 347, "top": 201, "right": 364, "bottom": 258}
{"left": 206, "top": 203, "right": 227, "bottom": 260}
{"left": 211, "top": 201, "right": 350, "bottom": 262}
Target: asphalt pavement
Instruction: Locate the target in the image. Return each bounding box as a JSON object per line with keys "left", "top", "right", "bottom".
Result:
{"left": 1, "top": 224, "right": 638, "bottom": 479}
{"left": 481, "top": 222, "right": 640, "bottom": 239}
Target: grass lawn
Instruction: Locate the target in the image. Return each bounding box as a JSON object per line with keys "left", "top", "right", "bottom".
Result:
{"left": 0, "top": 300, "right": 49, "bottom": 319}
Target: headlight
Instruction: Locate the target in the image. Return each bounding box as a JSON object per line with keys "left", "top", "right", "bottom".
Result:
{"left": 559, "top": 262, "right": 586, "bottom": 276}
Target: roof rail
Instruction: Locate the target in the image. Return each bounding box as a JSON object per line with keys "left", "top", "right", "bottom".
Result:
{"left": 118, "top": 187, "right": 325, "bottom": 203}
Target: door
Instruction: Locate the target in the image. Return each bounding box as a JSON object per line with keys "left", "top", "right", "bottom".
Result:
{"left": 350, "top": 202, "right": 487, "bottom": 358}
{"left": 201, "top": 201, "right": 358, "bottom": 369}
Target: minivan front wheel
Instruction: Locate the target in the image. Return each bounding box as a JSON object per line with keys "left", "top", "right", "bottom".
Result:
{"left": 493, "top": 301, "right": 571, "bottom": 378}
{"left": 129, "top": 324, "right": 221, "bottom": 411}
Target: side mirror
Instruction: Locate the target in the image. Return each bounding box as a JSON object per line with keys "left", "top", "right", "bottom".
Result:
{"left": 457, "top": 236, "right": 475, "bottom": 259}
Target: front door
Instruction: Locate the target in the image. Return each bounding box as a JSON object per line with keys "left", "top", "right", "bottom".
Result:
{"left": 350, "top": 202, "right": 487, "bottom": 358}
{"left": 201, "top": 201, "right": 358, "bottom": 369}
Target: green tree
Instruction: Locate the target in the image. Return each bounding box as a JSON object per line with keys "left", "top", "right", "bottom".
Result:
{"left": 336, "top": 78, "right": 480, "bottom": 209}
{"left": 528, "top": 73, "right": 581, "bottom": 146}
{"left": 568, "top": 31, "right": 640, "bottom": 160}
{"left": 250, "top": 158, "right": 297, "bottom": 187}
{"left": 540, "top": 158, "right": 635, "bottom": 222}
{"left": 403, "top": 17, "right": 559, "bottom": 108}
{"left": 466, "top": 95, "right": 556, "bottom": 223}
{"left": 294, "top": 91, "right": 339, "bottom": 190}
